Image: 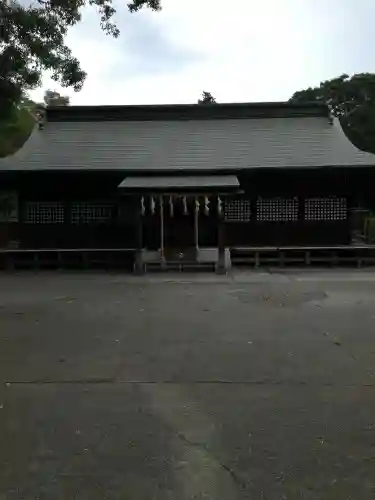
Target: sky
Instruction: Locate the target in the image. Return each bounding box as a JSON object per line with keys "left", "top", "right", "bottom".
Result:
{"left": 30, "top": 0, "right": 375, "bottom": 105}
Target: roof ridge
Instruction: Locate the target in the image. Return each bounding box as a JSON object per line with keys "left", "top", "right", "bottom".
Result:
{"left": 46, "top": 101, "right": 330, "bottom": 123}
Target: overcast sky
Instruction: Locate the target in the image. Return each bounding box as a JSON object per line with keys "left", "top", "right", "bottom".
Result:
{"left": 30, "top": 0, "right": 375, "bottom": 105}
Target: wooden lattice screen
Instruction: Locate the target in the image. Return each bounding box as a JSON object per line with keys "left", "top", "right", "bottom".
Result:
{"left": 224, "top": 199, "right": 252, "bottom": 221}
{"left": 256, "top": 198, "right": 299, "bottom": 221}
{"left": 71, "top": 203, "right": 113, "bottom": 224}
{"left": 304, "top": 197, "right": 347, "bottom": 220}
{"left": 24, "top": 202, "right": 65, "bottom": 224}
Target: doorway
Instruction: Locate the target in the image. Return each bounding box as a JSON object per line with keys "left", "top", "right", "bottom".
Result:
{"left": 163, "top": 197, "right": 196, "bottom": 259}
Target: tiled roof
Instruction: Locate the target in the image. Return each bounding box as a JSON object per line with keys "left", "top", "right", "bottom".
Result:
{"left": 118, "top": 175, "right": 239, "bottom": 190}
{"left": 1, "top": 104, "right": 375, "bottom": 172}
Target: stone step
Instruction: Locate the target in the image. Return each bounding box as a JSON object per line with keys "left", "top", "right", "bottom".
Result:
{"left": 144, "top": 261, "right": 216, "bottom": 272}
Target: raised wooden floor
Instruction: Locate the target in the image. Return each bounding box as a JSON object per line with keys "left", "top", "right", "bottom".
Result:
{"left": 1, "top": 245, "right": 375, "bottom": 271}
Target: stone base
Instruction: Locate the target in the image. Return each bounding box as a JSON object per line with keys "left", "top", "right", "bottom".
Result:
{"left": 215, "top": 262, "right": 227, "bottom": 274}
{"left": 215, "top": 249, "right": 231, "bottom": 274}
{"left": 134, "top": 249, "right": 146, "bottom": 274}
{"left": 135, "top": 247, "right": 231, "bottom": 273}
{"left": 197, "top": 248, "right": 231, "bottom": 269}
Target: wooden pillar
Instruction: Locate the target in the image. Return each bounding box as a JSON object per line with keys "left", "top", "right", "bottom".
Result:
{"left": 216, "top": 195, "right": 226, "bottom": 274}
{"left": 159, "top": 195, "right": 166, "bottom": 267}
{"left": 63, "top": 200, "right": 71, "bottom": 249}
{"left": 134, "top": 196, "right": 144, "bottom": 274}
{"left": 15, "top": 195, "right": 23, "bottom": 250}
{"left": 349, "top": 201, "right": 369, "bottom": 244}
{"left": 298, "top": 196, "right": 305, "bottom": 246}
{"left": 194, "top": 196, "right": 199, "bottom": 255}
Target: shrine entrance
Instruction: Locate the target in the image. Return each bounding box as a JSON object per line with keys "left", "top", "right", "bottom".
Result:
{"left": 117, "top": 175, "right": 241, "bottom": 272}
{"left": 164, "top": 196, "right": 196, "bottom": 259}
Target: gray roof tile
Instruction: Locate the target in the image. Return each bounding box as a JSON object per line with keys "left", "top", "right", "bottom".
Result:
{"left": 1, "top": 115, "right": 375, "bottom": 171}
{"left": 118, "top": 175, "right": 239, "bottom": 189}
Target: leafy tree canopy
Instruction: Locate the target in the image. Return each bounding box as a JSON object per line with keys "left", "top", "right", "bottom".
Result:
{"left": 290, "top": 73, "right": 375, "bottom": 154}
{"left": 0, "top": 89, "right": 69, "bottom": 158}
{"left": 0, "top": 101, "right": 35, "bottom": 158}
{"left": 198, "top": 91, "right": 217, "bottom": 104}
{"left": 0, "top": 0, "right": 161, "bottom": 119}
{"left": 44, "top": 89, "right": 70, "bottom": 106}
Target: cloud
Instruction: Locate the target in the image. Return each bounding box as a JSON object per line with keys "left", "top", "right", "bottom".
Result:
{"left": 29, "top": 0, "right": 375, "bottom": 105}
{"left": 67, "top": 5, "right": 202, "bottom": 81}
{"left": 109, "top": 10, "right": 202, "bottom": 76}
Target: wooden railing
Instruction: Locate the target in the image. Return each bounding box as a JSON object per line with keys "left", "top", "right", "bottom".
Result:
{"left": 231, "top": 245, "right": 375, "bottom": 268}
{"left": 0, "top": 248, "right": 135, "bottom": 271}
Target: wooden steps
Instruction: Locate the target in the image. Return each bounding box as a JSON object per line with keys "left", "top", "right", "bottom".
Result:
{"left": 143, "top": 260, "right": 216, "bottom": 272}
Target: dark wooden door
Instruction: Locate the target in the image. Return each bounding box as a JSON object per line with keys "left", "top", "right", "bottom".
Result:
{"left": 164, "top": 212, "right": 195, "bottom": 250}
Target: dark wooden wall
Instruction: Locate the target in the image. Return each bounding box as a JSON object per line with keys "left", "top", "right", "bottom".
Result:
{"left": 0, "top": 171, "right": 135, "bottom": 249}
{"left": 0, "top": 167, "right": 373, "bottom": 249}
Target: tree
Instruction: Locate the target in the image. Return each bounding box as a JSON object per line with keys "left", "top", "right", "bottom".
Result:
{"left": 44, "top": 90, "right": 70, "bottom": 107}
{"left": 290, "top": 73, "right": 375, "bottom": 153}
{"left": 198, "top": 91, "right": 217, "bottom": 104}
{"left": 0, "top": 0, "right": 161, "bottom": 119}
{"left": 0, "top": 88, "right": 70, "bottom": 158}
{"left": 0, "top": 100, "right": 36, "bottom": 158}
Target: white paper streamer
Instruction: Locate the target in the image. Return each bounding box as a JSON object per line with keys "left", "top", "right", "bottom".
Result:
{"left": 217, "top": 196, "right": 222, "bottom": 215}
{"left": 183, "top": 196, "right": 188, "bottom": 215}
{"left": 204, "top": 196, "right": 210, "bottom": 216}
{"left": 195, "top": 198, "right": 200, "bottom": 213}
{"left": 150, "top": 196, "right": 155, "bottom": 215}
{"left": 140, "top": 196, "right": 145, "bottom": 216}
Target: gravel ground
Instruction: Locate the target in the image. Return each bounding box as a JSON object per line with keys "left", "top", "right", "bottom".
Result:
{"left": 0, "top": 271, "right": 375, "bottom": 499}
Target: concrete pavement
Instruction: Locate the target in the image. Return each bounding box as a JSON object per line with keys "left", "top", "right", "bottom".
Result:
{"left": 0, "top": 271, "right": 375, "bottom": 499}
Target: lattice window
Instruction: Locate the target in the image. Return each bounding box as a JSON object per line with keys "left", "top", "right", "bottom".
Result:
{"left": 224, "top": 199, "right": 251, "bottom": 221}
{"left": 25, "top": 202, "right": 64, "bottom": 224}
{"left": 256, "top": 197, "right": 299, "bottom": 221}
{"left": 71, "top": 203, "right": 113, "bottom": 224}
{"left": 304, "top": 197, "right": 347, "bottom": 220}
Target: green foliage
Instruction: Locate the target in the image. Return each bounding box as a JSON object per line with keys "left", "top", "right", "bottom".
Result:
{"left": 0, "top": 104, "right": 35, "bottom": 158}
{"left": 44, "top": 90, "right": 70, "bottom": 107}
{"left": 198, "top": 91, "right": 217, "bottom": 104}
{"left": 0, "top": 0, "right": 161, "bottom": 118}
{"left": 364, "top": 216, "right": 375, "bottom": 243}
{"left": 290, "top": 73, "right": 375, "bottom": 153}
{"left": 0, "top": 88, "right": 69, "bottom": 158}
{"left": 0, "top": 194, "right": 16, "bottom": 217}
{"left": 128, "top": 0, "right": 161, "bottom": 12}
